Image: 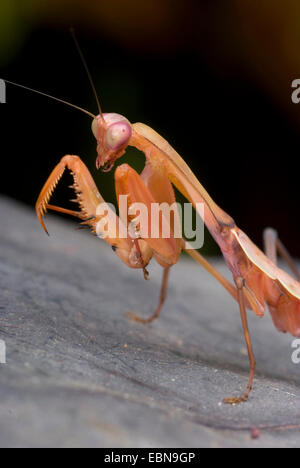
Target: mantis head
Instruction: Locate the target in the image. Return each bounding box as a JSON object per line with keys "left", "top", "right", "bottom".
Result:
{"left": 92, "top": 113, "right": 132, "bottom": 172}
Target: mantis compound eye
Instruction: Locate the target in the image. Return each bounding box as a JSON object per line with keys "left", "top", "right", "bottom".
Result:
{"left": 105, "top": 121, "right": 132, "bottom": 150}
{"left": 91, "top": 118, "right": 99, "bottom": 139}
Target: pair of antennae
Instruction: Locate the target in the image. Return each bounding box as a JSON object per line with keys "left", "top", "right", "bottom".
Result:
{"left": 3, "top": 29, "right": 104, "bottom": 122}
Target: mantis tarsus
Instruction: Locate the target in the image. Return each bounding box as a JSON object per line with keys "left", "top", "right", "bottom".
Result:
{"left": 5, "top": 45, "right": 300, "bottom": 405}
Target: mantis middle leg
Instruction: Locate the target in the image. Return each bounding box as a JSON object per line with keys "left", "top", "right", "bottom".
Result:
{"left": 114, "top": 162, "right": 181, "bottom": 323}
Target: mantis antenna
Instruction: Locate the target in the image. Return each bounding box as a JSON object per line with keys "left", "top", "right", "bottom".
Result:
{"left": 3, "top": 79, "right": 96, "bottom": 119}
{"left": 3, "top": 30, "right": 104, "bottom": 121}
{"left": 70, "top": 28, "right": 105, "bottom": 122}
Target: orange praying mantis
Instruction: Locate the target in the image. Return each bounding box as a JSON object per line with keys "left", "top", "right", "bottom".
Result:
{"left": 4, "top": 43, "right": 300, "bottom": 405}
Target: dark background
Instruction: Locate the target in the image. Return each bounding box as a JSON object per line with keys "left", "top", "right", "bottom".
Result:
{"left": 1, "top": 0, "right": 300, "bottom": 255}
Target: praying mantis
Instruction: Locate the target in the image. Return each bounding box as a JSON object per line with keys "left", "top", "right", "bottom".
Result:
{"left": 4, "top": 43, "right": 300, "bottom": 406}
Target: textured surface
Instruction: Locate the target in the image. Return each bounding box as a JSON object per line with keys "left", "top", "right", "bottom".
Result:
{"left": 0, "top": 196, "right": 300, "bottom": 448}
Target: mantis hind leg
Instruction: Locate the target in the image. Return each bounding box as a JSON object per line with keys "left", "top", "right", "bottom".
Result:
{"left": 263, "top": 228, "right": 300, "bottom": 280}
{"left": 223, "top": 277, "right": 256, "bottom": 405}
